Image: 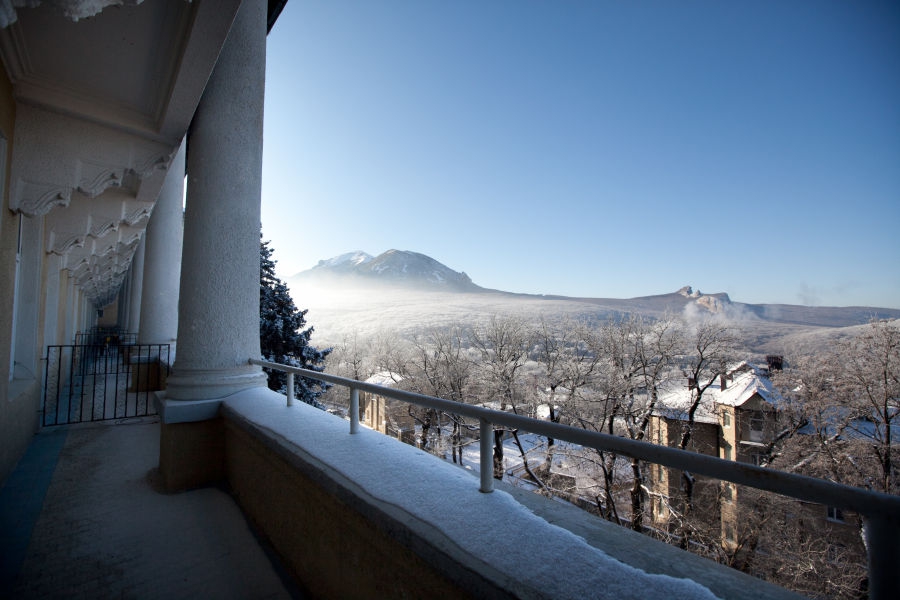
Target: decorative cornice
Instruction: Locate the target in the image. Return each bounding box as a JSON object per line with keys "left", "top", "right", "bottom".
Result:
{"left": 14, "top": 179, "right": 70, "bottom": 216}
{"left": 47, "top": 232, "right": 85, "bottom": 255}
{"left": 123, "top": 200, "right": 154, "bottom": 226}
{"left": 44, "top": 190, "right": 148, "bottom": 255}
{"left": 89, "top": 218, "right": 118, "bottom": 241}
{"left": 0, "top": 1, "right": 147, "bottom": 27}
{"left": 9, "top": 104, "right": 175, "bottom": 217}
{"left": 63, "top": 231, "right": 142, "bottom": 306}
{"left": 76, "top": 161, "right": 122, "bottom": 199}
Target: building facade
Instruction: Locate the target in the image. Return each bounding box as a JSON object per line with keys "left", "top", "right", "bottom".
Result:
{"left": 0, "top": 0, "right": 284, "bottom": 486}
{"left": 360, "top": 372, "right": 416, "bottom": 444}
{"left": 646, "top": 362, "right": 865, "bottom": 587}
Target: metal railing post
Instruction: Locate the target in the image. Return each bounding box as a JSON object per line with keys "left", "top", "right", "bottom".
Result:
{"left": 286, "top": 373, "right": 294, "bottom": 407}
{"left": 350, "top": 387, "right": 359, "bottom": 434}
{"left": 480, "top": 418, "right": 493, "bottom": 493}
{"left": 864, "top": 515, "right": 900, "bottom": 600}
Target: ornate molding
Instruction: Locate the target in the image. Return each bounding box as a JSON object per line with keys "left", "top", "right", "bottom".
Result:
{"left": 14, "top": 179, "right": 70, "bottom": 216}
{"left": 76, "top": 160, "right": 123, "bottom": 199}
{"left": 0, "top": 1, "right": 147, "bottom": 27}
{"left": 63, "top": 230, "right": 141, "bottom": 305}
{"left": 47, "top": 231, "right": 85, "bottom": 255}
{"left": 122, "top": 199, "right": 154, "bottom": 226}
{"left": 9, "top": 104, "right": 175, "bottom": 217}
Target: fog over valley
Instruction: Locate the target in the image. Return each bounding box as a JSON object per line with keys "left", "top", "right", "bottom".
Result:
{"left": 287, "top": 250, "right": 900, "bottom": 357}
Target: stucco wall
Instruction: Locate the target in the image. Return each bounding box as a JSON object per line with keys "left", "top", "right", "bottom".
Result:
{"left": 0, "top": 63, "right": 14, "bottom": 384}
{"left": 0, "top": 65, "right": 39, "bottom": 485}
{"left": 224, "top": 418, "right": 485, "bottom": 599}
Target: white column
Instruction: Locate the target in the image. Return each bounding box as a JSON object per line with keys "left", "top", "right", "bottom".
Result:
{"left": 164, "top": 0, "right": 267, "bottom": 402}
{"left": 138, "top": 141, "right": 184, "bottom": 358}
{"left": 41, "top": 254, "right": 61, "bottom": 350}
{"left": 127, "top": 237, "right": 145, "bottom": 335}
{"left": 82, "top": 294, "right": 92, "bottom": 335}
{"left": 63, "top": 276, "right": 76, "bottom": 344}
{"left": 116, "top": 265, "right": 131, "bottom": 331}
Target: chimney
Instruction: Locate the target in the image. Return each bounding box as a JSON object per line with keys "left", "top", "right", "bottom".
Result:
{"left": 720, "top": 374, "right": 727, "bottom": 391}
{"left": 687, "top": 377, "right": 696, "bottom": 390}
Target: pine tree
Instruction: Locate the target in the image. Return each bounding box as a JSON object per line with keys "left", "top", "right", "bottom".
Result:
{"left": 260, "top": 239, "right": 330, "bottom": 406}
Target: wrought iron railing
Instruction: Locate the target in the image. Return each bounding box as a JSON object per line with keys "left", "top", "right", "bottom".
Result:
{"left": 74, "top": 328, "right": 137, "bottom": 347}
{"left": 250, "top": 357, "right": 900, "bottom": 600}
{"left": 42, "top": 343, "right": 169, "bottom": 426}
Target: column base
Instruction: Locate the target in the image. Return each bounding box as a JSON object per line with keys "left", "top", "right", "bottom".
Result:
{"left": 164, "top": 366, "right": 267, "bottom": 401}
{"left": 154, "top": 391, "right": 224, "bottom": 423}
{"left": 159, "top": 418, "right": 225, "bottom": 493}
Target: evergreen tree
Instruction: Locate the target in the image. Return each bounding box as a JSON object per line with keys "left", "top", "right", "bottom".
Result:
{"left": 260, "top": 239, "right": 330, "bottom": 406}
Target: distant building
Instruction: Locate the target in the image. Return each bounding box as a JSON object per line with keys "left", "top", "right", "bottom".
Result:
{"left": 360, "top": 372, "right": 416, "bottom": 444}
{"left": 646, "top": 362, "right": 861, "bottom": 566}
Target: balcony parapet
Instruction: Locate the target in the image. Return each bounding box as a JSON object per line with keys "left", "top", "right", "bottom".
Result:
{"left": 220, "top": 387, "right": 799, "bottom": 600}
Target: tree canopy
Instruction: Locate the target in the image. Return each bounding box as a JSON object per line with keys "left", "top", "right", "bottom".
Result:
{"left": 260, "top": 239, "right": 330, "bottom": 406}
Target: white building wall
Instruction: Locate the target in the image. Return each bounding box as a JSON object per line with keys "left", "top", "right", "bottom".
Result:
{"left": 41, "top": 253, "right": 61, "bottom": 350}
{"left": 11, "top": 213, "right": 42, "bottom": 380}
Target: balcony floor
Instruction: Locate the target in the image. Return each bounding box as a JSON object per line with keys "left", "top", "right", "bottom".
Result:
{"left": 0, "top": 419, "right": 299, "bottom": 599}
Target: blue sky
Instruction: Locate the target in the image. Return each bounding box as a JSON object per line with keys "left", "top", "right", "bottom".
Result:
{"left": 261, "top": 1, "right": 900, "bottom": 309}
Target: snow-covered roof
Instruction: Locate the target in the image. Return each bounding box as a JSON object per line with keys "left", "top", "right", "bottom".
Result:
{"left": 365, "top": 371, "right": 402, "bottom": 387}
{"left": 656, "top": 363, "right": 782, "bottom": 424}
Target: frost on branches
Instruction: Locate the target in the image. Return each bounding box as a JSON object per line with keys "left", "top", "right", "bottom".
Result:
{"left": 260, "top": 239, "right": 331, "bottom": 407}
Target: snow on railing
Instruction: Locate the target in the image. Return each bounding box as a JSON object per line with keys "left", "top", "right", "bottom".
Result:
{"left": 249, "top": 357, "right": 900, "bottom": 600}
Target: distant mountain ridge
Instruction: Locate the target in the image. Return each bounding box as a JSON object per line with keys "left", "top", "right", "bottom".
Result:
{"left": 288, "top": 251, "right": 900, "bottom": 349}
{"left": 313, "top": 251, "right": 374, "bottom": 271}
{"left": 293, "top": 249, "right": 483, "bottom": 292}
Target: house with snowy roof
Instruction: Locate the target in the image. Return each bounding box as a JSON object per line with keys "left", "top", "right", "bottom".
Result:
{"left": 646, "top": 361, "right": 863, "bottom": 571}
{"left": 647, "top": 363, "right": 785, "bottom": 540}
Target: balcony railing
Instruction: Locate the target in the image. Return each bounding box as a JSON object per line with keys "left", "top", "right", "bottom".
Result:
{"left": 250, "top": 358, "right": 900, "bottom": 600}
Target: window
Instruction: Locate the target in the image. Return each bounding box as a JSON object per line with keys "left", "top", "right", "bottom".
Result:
{"left": 722, "top": 483, "right": 734, "bottom": 501}
{"left": 723, "top": 444, "right": 732, "bottom": 461}
{"left": 826, "top": 506, "right": 845, "bottom": 523}
{"left": 750, "top": 453, "right": 765, "bottom": 467}
{"left": 722, "top": 409, "right": 731, "bottom": 427}
{"left": 750, "top": 410, "right": 764, "bottom": 431}
{"left": 748, "top": 410, "right": 765, "bottom": 441}
{"left": 724, "top": 523, "right": 736, "bottom": 542}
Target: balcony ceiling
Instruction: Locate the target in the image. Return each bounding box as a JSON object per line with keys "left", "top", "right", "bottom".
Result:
{"left": 0, "top": 0, "right": 242, "bottom": 306}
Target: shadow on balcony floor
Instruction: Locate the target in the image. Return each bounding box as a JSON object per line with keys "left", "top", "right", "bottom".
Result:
{"left": 0, "top": 419, "right": 300, "bottom": 599}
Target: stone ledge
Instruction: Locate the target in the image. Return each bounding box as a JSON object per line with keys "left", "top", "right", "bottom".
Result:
{"left": 221, "top": 388, "right": 800, "bottom": 600}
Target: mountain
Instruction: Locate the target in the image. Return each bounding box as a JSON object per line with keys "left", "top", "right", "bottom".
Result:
{"left": 291, "top": 249, "right": 483, "bottom": 292}
{"left": 313, "top": 251, "right": 374, "bottom": 272}
{"left": 287, "top": 251, "right": 900, "bottom": 355}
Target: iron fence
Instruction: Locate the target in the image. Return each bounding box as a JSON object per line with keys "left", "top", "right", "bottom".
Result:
{"left": 43, "top": 343, "right": 169, "bottom": 426}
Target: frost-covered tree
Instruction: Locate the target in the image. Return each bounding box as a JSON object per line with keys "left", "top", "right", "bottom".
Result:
{"left": 260, "top": 239, "right": 330, "bottom": 406}
{"left": 674, "top": 318, "right": 737, "bottom": 548}
{"left": 406, "top": 326, "right": 475, "bottom": 461}
{"left": 471, "top": 316, "right": 533, "bottom": 479}
{"left": 770, "top": 319, "right": 899, "bottom": 494}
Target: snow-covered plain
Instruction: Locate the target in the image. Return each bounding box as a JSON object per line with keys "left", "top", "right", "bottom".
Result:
{"left": 286, "top": 265, "right": 900, "bottom": 356}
